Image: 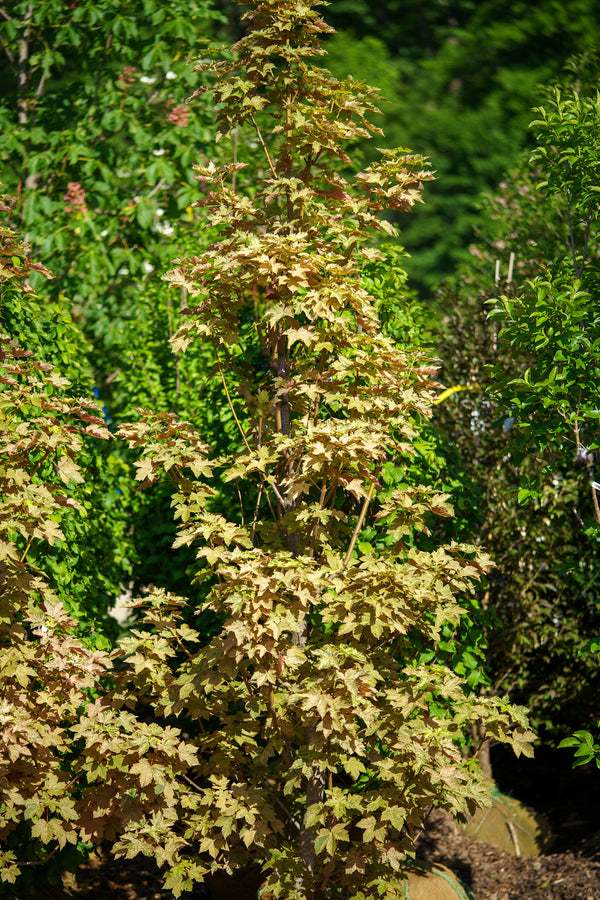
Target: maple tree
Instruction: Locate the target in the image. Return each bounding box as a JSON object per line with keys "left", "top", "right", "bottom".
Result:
{"left": 0, "top": 202, "right": 200, "bottom": 890}
{"left": 113, "top": 2, "right": 534, "bottom": 897}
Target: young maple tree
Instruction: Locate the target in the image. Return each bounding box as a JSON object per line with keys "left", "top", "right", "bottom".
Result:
{"left": 117, "top": 1, "right": 534, "bottom": 897}
{"left": 0, "top": 204, "right": 199, "bottom": 891}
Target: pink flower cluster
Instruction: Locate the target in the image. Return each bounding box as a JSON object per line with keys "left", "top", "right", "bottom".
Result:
{"left": 167, "top": 105, "right": 189, "bottom": 127}
{"left": 119, "top": 66, "right": 137, "bottom": 88}
{"left": 64, "top": 182, "right": 87, "bottom": 215}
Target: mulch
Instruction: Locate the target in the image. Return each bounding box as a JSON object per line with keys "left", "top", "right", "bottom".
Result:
{"left": 417, "top": 808, "right": 600, "bottom": 900}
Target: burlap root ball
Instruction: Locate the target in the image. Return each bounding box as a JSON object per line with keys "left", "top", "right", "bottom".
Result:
{"left": 464, "top": 787, "right": 554, "bottom": 857}
{"left": 401, "top": 861, "right": 474, "bottom": 900}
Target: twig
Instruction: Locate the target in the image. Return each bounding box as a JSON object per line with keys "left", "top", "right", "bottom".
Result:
{"left": 309, "top": 349, "right": 328, "bottom": 427}
{"left": 18, "top": 846, "right": 59, "bottom": 867}
{"left": 235, "top": 479, "right": 245, "bottom": 526}
{"left": 19, "top": 534, "right": 35, "bottom": 564}
{"left": 581, "top": 206, "right": 593, "bottom": 274}
{"left": 102, "top": 368, "right": 122, "bottom": 386}
{"left": 147, "top": 177, "right": 167, "bottom": 200}
{"left": 249, "top": 112, "right": 277, "bottom": 178}
{"left": 35, "top": 70, "right": 46, "bottom": 98}
{"left": 212, "top": 338, "right": 253, "bottom": 454}
{"left": 268, "top": 478, "right": 287, "bottom": 509}
{"left": 506, "top": 819, "right": 522, "bottom": 857}
{"left": 590, "top": 481, "right": 600, "bottom": 528}
{"left": 262, "top": 783, "right": 301, "bottom": 831}
{"left": 342, "top": 465, "right": 381, "bottom": 569}
{"left": 134, "top": 355, "right": 157, "bottom": 403}
{"left": 308, "top": 474, "right": 329, "bottom": 558}
{"left": 232, "top": 126, "right": 239, "bottom": 192}
{"left": 251, "top": 482, "right": 264, "bottom": 543}
{"left": 565, "top": 164, "right": 580, "bottom": 275}
{"left": 0, "top": 32, "right": 15, "bottom": 67}
{"left": 182, "top": 773, "right": 204, "bottom": 793}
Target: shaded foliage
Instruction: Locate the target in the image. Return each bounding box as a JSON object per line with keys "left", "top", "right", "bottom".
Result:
{"left": 434, "top": 58, "right": 600, "bottom": 741}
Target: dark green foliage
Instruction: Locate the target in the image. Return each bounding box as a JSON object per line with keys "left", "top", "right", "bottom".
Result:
{"left": 0, "top": 0, "right": 222, "bottom": 383}
{"left": 322, "top": 2, "right": 600, "bottom": 291}
{"left": 434, "top": 61, "right": 600, "bottom": 741}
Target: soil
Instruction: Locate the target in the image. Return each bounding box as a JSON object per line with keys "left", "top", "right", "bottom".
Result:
{"left": 16, "top": 746, "right": 600, "bottom": 900}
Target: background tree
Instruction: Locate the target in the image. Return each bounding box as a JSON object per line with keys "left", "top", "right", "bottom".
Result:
{"left": 0, "top": 0, "right": 220, "bottom": 383}
{"left": 321, "top": 1, "right": 600, "bottom": 292}
{"left": 0, "top": 0, "right": 255, "bottom": 607}
{"left": 0, "top": 210, "right": 199, "bottom": 891}
{"left": 0, "top": 191, "right": 139, "bottom": 641}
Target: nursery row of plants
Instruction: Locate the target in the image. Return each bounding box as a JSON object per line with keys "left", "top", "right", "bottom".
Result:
{"left": 2, "top": 0, "right": 600, "bottom": 896}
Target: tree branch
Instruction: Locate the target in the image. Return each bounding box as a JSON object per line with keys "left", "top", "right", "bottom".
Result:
{"left": 249, "top": 112, "right": 277, "bottom": 178}
{"left": 0, "top": 31, "right": 15, "bottom": 67}
{"left": 17, "top": 4, "right": 33, "bottom": 127}
{"left": 343, "top": 465, "right": 381, "bottom": 568}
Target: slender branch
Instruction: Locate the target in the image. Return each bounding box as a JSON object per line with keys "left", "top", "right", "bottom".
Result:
{"left": 0, "top": 32, "right": 15, "bottom": 67}
{"left": 212, "top": 338, "right": 253, "bottom": 454}
{"left": 343, "top": 466, "right": 381, "bottom": 569}
{"left": 134, "top": 355, "right": 157, "bottom": 403}
{"left": 308, "top": 474, "right": 329, "bottom": 558}
{"left": 262, "top": 782, "right": 301, "bottom": 831}
{"left": 268, "top": 477, "right": 287, "bottom": 509}
{"left": 17, "top": 846, "right": 59, "bottom": 868}
{"left": 308, "top": 349, "right": 327, "bottom": 428}
{"left": 29, "top": 446, "right": 53, "bottom": 480}
{"left": 251, "top": 482, "right": 264, "bottom": 544}
{"left": 102, "top": 368, "right": 122, "bottom": 387}
{"left": 565, "top": 164, "right": 580, "bottom": 275}
{"left": 249, "top": 112, "right": 277, "bottom": 178}
{"left": 35, "top": 70, "right": 46, "bottom": 98}
{"left": 182, "top": 773, "right": 204, "bottom": 793}
{"left": 284, "top": 71, "right": 293, "bottom": 221}
{"left": 263, "top": 481, "right": 280, "bottom": 529}
{"left": 17, "top": 4, "right": 33, "bottom": 127}
{"left": 19, "top": 533, "right": 35, "bottom": 564}
{"left": 147, "top": 177, "right": 167, "bottom": 200}
{"left": 581, "top": 205, "right": 593, "bottom": 274}
{"left": 590, "top": 481, "right": 600, "bottom": 528}
{"left": 232, "top": 126, "right": 239, "bottom": 192}
{"left": 235, "top": 479, "right": 245, "bottom": 526}
{"left": 506, "top": 818, "right": 522, "bottom": 857}
{"left": 507, "top": 251, "right": 515, "bottom": 283}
